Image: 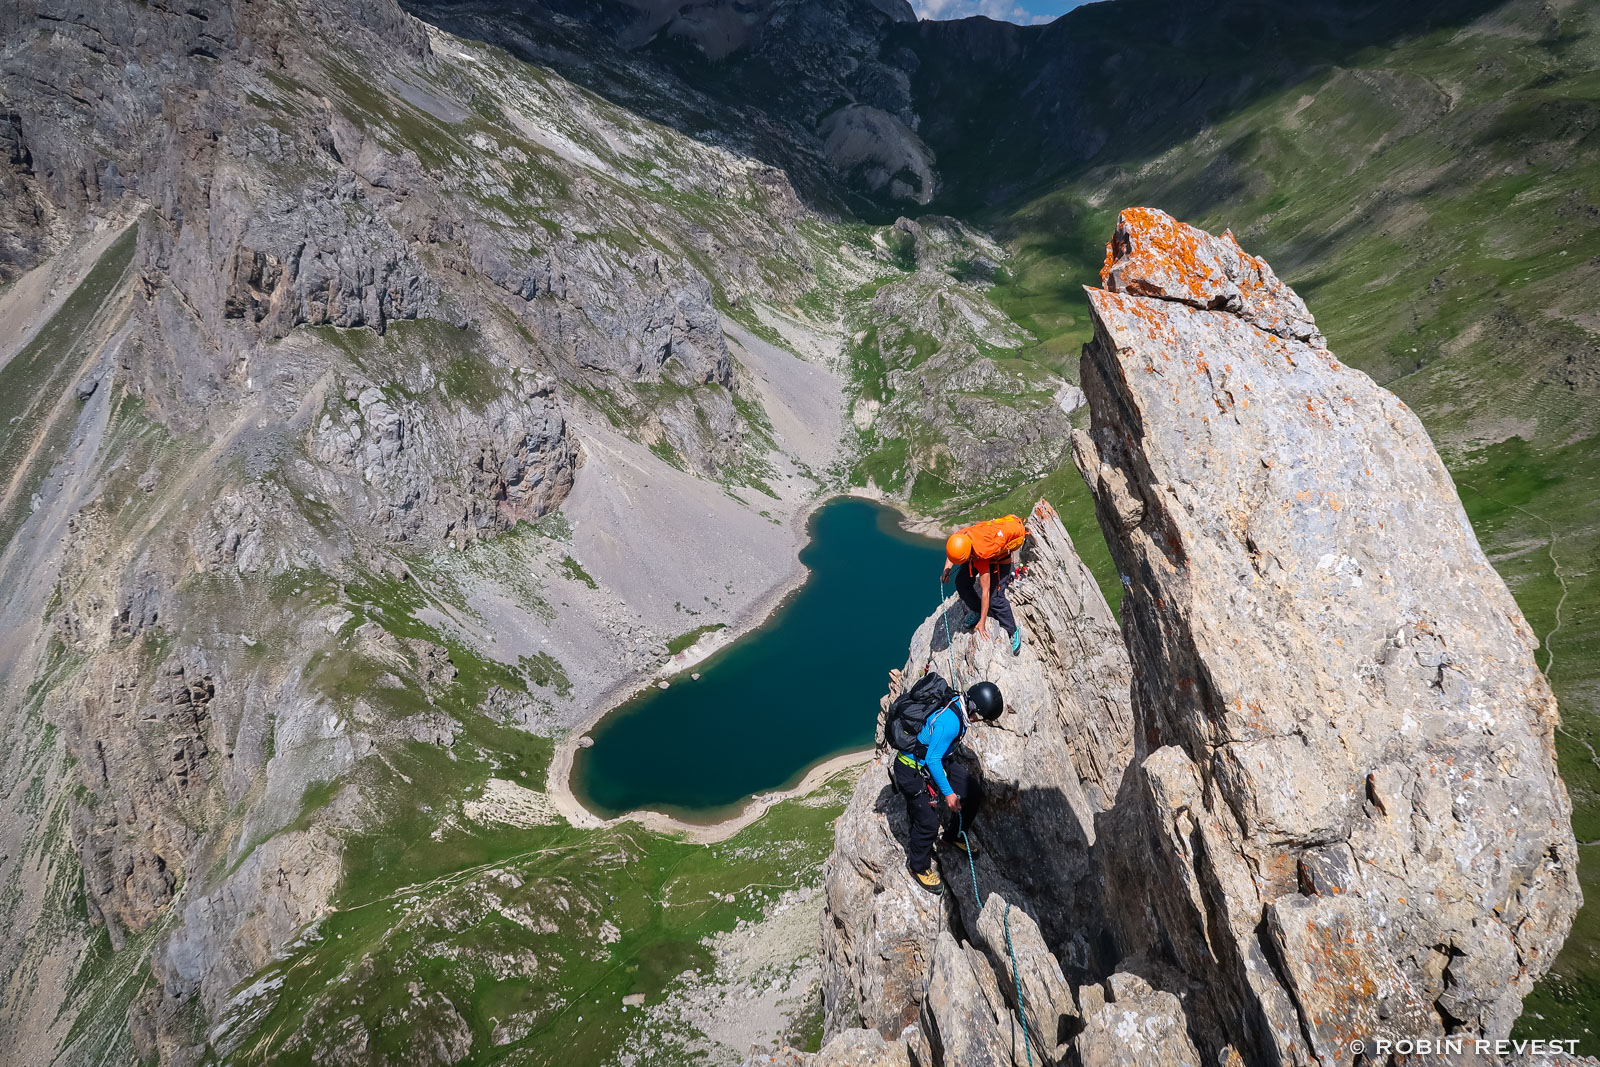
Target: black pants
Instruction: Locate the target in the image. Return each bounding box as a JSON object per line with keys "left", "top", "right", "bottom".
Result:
{"left": 955, "top": 562, "right": 1017, "bottom": 637}
{"left": 893, "top": 756, "right": 984, "bottom": 873}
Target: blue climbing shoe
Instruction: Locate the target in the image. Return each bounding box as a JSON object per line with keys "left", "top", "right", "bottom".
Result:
{"left": 1010, "top": 628, "right": 1023, "bottom": 655}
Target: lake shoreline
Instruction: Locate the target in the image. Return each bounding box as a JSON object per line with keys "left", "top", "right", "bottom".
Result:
{"left": 545, "top": 491, "right": 935, "bottom": 841}
{"left": 841, "top": 484, "right": 944, "bottom": 537}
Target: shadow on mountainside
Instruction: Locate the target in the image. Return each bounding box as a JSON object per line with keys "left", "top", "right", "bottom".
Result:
{"left": 400, "top": 0, "right": 900, "bottom": 215}
{"left": 406, "top": 0, "right": 1511, "bottom": 220}
{"left": 902, "top": 0, "right": 1516, "bottom": 214}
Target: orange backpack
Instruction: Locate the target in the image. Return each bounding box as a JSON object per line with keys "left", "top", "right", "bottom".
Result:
{"left": 965, "top": 515, "right": 1027, "bottom": 561}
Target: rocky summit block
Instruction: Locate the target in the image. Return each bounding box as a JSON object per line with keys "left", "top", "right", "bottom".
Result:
{"left": 1075, "top": 208, "right": 1580, "bottom": 1063}
{"left": 1097, "top": 206, "right": 1324, "bottom": 349}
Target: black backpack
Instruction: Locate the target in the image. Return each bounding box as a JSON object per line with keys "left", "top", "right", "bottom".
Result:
{"left": 886, "top": 671, "right": 960, "bottom": 757}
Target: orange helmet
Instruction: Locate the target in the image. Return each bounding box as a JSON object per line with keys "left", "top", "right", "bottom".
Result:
{"left": 945, "top": 531, "right": 973, "bottom": 564}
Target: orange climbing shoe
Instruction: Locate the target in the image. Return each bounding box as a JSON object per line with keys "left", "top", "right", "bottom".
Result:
{"left": 942, "top": 835, "right": 975, "bottom": 858}
{"left": 910, "top": 865, "right": 944, "bottom": 894}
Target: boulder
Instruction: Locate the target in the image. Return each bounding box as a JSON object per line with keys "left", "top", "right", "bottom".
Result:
{"left": 1075, "top": 976, "right": 1202, "bottom": 1067}
{"left": 1075, "top": 207, "right": 1580, "bottom": 1061}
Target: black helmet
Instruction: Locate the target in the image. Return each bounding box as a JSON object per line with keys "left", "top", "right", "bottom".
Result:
{"left": 965, "top": 681, "right": 1004, "bottom": 721}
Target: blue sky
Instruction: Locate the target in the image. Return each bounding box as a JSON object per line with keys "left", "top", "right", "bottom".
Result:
{"left": 911, "top": 0, "right": 1090, "bottom": 26}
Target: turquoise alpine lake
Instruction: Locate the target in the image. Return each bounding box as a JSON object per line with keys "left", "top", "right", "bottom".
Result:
{"left": 571, "top": 496, "right": 946, "bottom": 820}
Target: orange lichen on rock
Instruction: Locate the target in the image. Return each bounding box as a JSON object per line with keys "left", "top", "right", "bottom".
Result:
{"left": 1094, "top": 206, "right": 1327, "bottom": 348}
{"left": 1104, "top": 206, "right": 1217, "bottom": 304}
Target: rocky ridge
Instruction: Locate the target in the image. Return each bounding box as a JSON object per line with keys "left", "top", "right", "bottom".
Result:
{"left": 848, "top": 215, "right": 1079, "bottom": 507}
{"left": 785, "top": 210, "right": 1581, "bottom": 1067}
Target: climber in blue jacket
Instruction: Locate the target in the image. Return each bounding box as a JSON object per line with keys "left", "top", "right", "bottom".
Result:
{"left": 892, "top": 680, "right": 1004, "bottom": 894}
{"left": 920, "top": 703, "right": 966, "bottom": 801}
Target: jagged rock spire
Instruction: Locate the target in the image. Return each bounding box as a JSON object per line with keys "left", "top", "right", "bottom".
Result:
{"left": 1076, "top": 207, "right": 1578, "bottom": 1062}
{"left": 807, "top": 209, "right": 1580, "bottom": 1067}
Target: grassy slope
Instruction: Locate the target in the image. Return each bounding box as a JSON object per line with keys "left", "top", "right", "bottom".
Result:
{"left": 967, "top": 0, "right": 1598, "bottom": 1046}
{"left": 48, "top": 439, "right": 853, "bottom": 1066}
{"left": 5, "top": 370, "right": 842, "bottom": 1065}
{"left": 0, "top": 226, "right": 137, "bottom": 550}
{"left": 223, "top": 763, "right": 851, "bottom": 1066}
{"left": 172, "top": 482, "right": 847, "bottom": 1064}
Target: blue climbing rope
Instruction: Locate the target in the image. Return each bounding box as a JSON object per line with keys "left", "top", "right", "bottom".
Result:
{"left": 1004, "top": 902, "right": 1034, "bottom": 1067}
{"left": 957, "top": 810, "right": 980, "bottom": 903}
{"left": 938, "top": 576, "right": 964, "bottom": 691}
{"left": 952, "top": 703, "right": 1035, "bottom": 1067}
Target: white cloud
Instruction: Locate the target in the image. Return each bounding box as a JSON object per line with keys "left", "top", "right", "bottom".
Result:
{"left": 911, "top": 0, "right": 1058, "bottom": 23}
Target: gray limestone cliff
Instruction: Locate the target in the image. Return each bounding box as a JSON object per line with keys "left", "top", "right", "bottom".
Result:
{"left": 0, "top": 0, "right": 831, "bottom": 1059}
{"left": 795, "top": 210, "right": 1581, "bottom": 1067}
